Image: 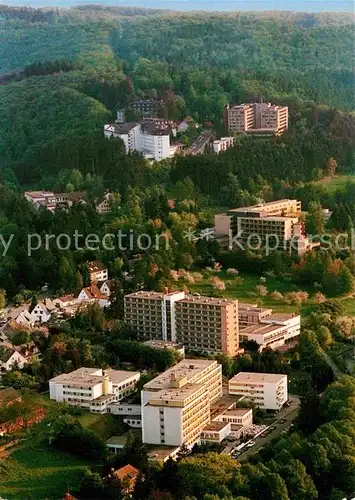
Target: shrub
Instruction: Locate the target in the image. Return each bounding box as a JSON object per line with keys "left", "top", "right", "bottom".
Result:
{"left": 256, "top": 285, "right": 268, "bottom": 296}
{"left": 211, "top": 277, "right": 226, "bottom": 291}
{"left": 269, "top": 290, "right": 283, "bottom": 300}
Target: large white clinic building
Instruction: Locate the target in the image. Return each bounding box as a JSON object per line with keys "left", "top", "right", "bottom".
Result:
{"left": 49, "top": 367, "right": 140, "bottom": 413}
{"left": 141, "top": 359, "right": 222, "bottom": 447}
{"left": 228, "top": 372, "right": 288, "bottom": 410}
{"left": 104, "top": 119, "right": 175, "bottom": 161}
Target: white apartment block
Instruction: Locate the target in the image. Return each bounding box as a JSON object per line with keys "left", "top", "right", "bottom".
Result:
{"left": 229, "top": 372, "right": 288, "bottom": 410}
{"left": 213, "top": 136, "right": 235, "bottom": 154}
{"left": 238, "top": 303, "right": 300, "bottom": 351}
{"left": 49, "top": 367, "right": 140, "bottom": 414}
{"left": 104, "top": 120, "right": 173, "bottom": 161}
{"left": 213, "top": 407, "right": 253, "bottom": 428}
{"left": 142, "top": 359, "right": 222, "bottom": 447}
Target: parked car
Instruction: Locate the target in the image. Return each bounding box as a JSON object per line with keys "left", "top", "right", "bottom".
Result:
{"left": 246, "top": 441, "right": 256, "bottom": 448}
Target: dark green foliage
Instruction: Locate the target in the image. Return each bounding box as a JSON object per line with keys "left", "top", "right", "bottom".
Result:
{"left": 52, "top": 421, "right": 107, "bottom": 460}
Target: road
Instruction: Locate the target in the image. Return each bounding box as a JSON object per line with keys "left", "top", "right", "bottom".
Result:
{"left": 222, "top": 395, "right": 300, "bottom": 459}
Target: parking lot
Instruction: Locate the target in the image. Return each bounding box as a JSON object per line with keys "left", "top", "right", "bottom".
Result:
{"left": 223, "top": 395, "right": 300, "bottom": 460}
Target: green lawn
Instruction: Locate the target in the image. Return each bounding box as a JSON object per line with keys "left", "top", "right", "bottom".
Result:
{"left": 76, "top": 411, "right": 126, "bottom": 440}
{"left": 314, "top": 173, "right": 355, "bottom": 194}
{"left": 188, "top": 271, "right": 355, "bottom": 316}
{"left": 0, "top": 444, "right": 88, "bottom": 499}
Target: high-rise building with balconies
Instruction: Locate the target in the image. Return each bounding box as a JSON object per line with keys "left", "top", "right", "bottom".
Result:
{"left": 124, "top": 292, "right": 239, "bottom": 356}
{"left": 124, "top": 291, "right": 185, "bottom": 342}
{"left": 224, "top": 103, "right": 288, "bottom": 136}
{"left": 141, "top": 359, "right": 222, "bottom": 446}
{"left": 174, "top": 295, "right": 239, "bottom": 357}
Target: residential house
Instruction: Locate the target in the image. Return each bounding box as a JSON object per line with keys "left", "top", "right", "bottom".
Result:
{"left": 30, "top": 299, "right": 56, "bottom": 323}
{"left": 87, "top": 260, "right": 109, "bottom": 283}
{"left": 13, "top": 310, "right": 32, "bottom": 329}
{"left": 98, "top": 280, "right": 115, "bottom": 297}
{"left": 95, "top": 192, "right": 113, "bottom": 214}
{"left": 0, "top": 348, "right": 27, "bottom": 372}
{"left": 53, "top": 295, "right": 77, "bottom": 309}
{"left": 110, "top": 464, "right": 140, "bottom": 495}
{"left": 78, "top": 285, "right": 111, "bottom": 308}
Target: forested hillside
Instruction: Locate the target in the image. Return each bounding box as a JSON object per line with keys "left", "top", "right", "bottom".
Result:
{"left": 116, "top": 13, "right": 355, "bottom": 112}
{"left": 0, "top": 5, "right": 354, "bottom": 188}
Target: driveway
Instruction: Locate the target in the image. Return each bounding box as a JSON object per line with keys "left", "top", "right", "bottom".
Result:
{"left": 237, "top": 395, "right": 300, "bottom": 460}
{"left": 222, "top": 395, "right": 300, "bottom": 459}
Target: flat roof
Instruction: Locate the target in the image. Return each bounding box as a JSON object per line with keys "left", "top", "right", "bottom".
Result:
{"left": 50, "top": 367, "right": 102, "bottom": 387}
{"left": 125, "top": 291, "right": 182, "bottom": 300}
{"left": 265, "top": 313, "right": 299, "bottom": 321}
{"left": 227, "top": 199, "right": 299, "bottom": 213}
{"left": 143, "top": 359, "right": 218, "bottom": 391}
{"left": 230, "top": 424, "right": 243, "bottom": 431}
{"left": 147, "top": 445, "right": 179, "bottom": 461}
{"left": 240, "top": 323, "right": 283, "bottom": 336}
{"left": 223, "top": 408, "right": 252, "bottom": 417}
{"left": 93, "top": 394, "right": 114, "bottom": 403}
{"left": 210, "top": 395, "right": 239, "bottom": 419}
{"left": 229, "top": 372, "right": 287, "bottom": 385}
{"left": 149, "top": 383, "right": 206, "bottom": 404}
{"left": 202, "top": 421, "right": 230, "bottom": 432}
{"left": 105, "top": 368, "right": 140, "bottom": 385}
{"left": 238, "top": 302, "right": 258, "bottom": 309}
{"left": 239, "top": 304, "right": 272, "bottom": 314}
{"left": 50, "top": 367, "right": 139, "bottom": 387}
{"left": 105, "top": 122, "right": 139, "bottom": 134}
{"left": 177, "top": 295, "right": 237, "bottom": 306}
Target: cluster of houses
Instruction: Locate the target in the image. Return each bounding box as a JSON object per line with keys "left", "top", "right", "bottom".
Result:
{"left": 0, "top": 261, "right": 112, "bottom": 373}
{"left": 24, "top": 190, "right": 114, "bottom": 215}
{"left": 105, "top": 106, "right": 235, "bottom": 161}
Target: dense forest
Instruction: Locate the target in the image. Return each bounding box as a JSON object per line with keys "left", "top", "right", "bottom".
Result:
{"left": 0, "top": 5, "right": 354, "bottom": 189}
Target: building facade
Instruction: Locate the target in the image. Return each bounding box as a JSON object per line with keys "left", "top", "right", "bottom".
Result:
{"left": 229, "top": 372, "right": 288, "bottom": 410}
{"left": 214, "top": 199, "right": 316, "bottom": 255}
{"left": 142, "top": 359, "right": 222, "bottom": 447}
{"left": 225, "top": 103, "right": 288, "bottom": 136}
{"left": 213, "top": 136, "right": 235, "bottom": 154}
{"left": 49, "top": 367, "right": 140, "bottom": 413}
{"left": 124, "top": 291, "right": 186, "bottom": 341}
{"left": 87, "top": 261, "right": 108, "bottom": 283}
{"left": 104, "top": 120, "right": 173, "bottom": 161}
{"left": 124, "top": 291, "right": 239, "bottom": 356}
{"left": 174, "top": 295, "right": 239, "bottom": 357}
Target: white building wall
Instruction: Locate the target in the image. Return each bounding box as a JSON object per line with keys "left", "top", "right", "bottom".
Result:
{"left": 142, "top": 404, "right": 183, "bottom": 445}
{"left": 229, "top": 376, "right": 288, "bottom": 410}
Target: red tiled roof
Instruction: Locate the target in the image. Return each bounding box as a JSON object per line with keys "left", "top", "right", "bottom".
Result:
{"left": 113, "top": 464, "right": 140, "bottom": 481}
{"left": 81, "top": 285, "right": 107, "bottom": 300}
